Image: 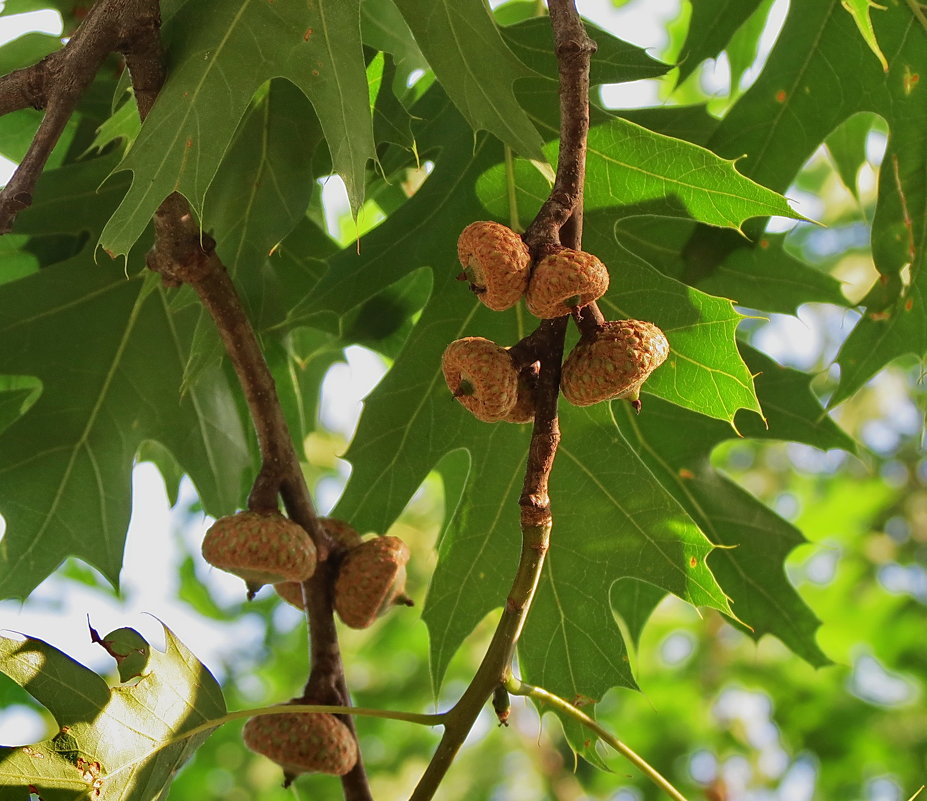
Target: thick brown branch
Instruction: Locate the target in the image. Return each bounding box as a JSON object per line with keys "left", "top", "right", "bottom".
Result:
{"left": 0, "top": 0, "right": 162, "bottom": 233}
{"left": 145, "top": 196, "right": 373, "bottom": 801}
{"left": 411, "top": 2, "right": 594, "bottom": 799}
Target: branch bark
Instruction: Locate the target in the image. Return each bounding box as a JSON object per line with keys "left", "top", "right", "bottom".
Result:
{"left": 0, "top": 0, "right": 162, "bottom": 232}
{"left": 410, "top": 3, "right": 595, "bottom": 798}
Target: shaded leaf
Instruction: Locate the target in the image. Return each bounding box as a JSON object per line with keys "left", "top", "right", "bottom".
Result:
{"left": 613, "top": 343, "right": 855, "bottom": 664}
{"left": 0, "top": 259, "right": 249, "bottom": 599}
{"left": 676, "top": 0, "right": 765, "bottom": 86}
{"left": 99, "top": 0, "right": 375, "bottom": 257}
{"left": 825, "top": 111, "right": 880, "bottom": 198}
{"left": 674, "top": 0, "right": 927, "bottom": 404}
{"left": 391, "top": 0, "right": 545, "bottom": 161}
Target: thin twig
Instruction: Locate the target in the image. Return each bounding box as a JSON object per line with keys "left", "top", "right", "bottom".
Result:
{"left": 504, "top": 676, "right": 690, "bottom": 801}
{"left": 0, "top": 0, "right": 162, "bottom": 233}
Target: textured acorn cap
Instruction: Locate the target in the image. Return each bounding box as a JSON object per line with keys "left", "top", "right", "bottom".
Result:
{"left": 274, "top": 518, "right": 363, "bottom": 610}
{"left": 243, "top": 711, "right": 358, "bottom": 779}
{"left": 457, "top": 221, "right": 531, "bottom": 311}
{"left": 561, "top": 319, "right": 669, "bottom": 407}
{"left": 202, "top": 511, "right": 317, "bottom": 596}
{"left": 525, "top": 249, "right": 609, "bottom": 319}
{"left": 335, "top": 536, "right": 412, "bottom": 629}
{"left": 441, "top": 337, "right": 519, "bottom": 422}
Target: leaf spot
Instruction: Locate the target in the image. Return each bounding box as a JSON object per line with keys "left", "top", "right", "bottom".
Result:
{"left": 304, "top": 28, "right": 314, "bottom": 41}
{"left": 903, "top": 67, "right": 919, "bottom": 95}
{"left": 689, "top": 556, "right": 698, "bottom": 568}
{"left": 775, "top": 89, "right": 787, "bottom": 103}
{"left": 678, "top": 468, "right": 695, "bottom": 479}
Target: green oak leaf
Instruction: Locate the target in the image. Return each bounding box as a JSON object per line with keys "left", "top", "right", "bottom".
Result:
{"left": 502, "top": 16, "right": 670, "bottom": 87}
{"left": 478, "top": 117, "right": 809, "bottom": 232}
{"left": 361, "top": 0, "right": 427, "bottom": 80}
{"left": 825, "top": 112, "right": 880, "bottom": 198}
{"left": 390, "top": 0, "right": 545, "bottom": 162}
{"left": 612, "top": 217, "right": 848, "bottom": 314}
{"left": 0, "top": 625, "right": 225, "bottom": 800}
{"left": 613, "top": 343, "right": 855, "bottom": 664}
{"left": 182, "top": 80, "right": 324, "bottom": 389}
{"left": 0, "top": 257, "right": 249, "bottom": 600}
{"left": 676, "top": 0, "right": 766, "bottom": 85}
{"left": 99, "top": 0, "right": 375, "bottom": 258}
{"left": 674, "top": 0, "right": 927, "bottom": 405}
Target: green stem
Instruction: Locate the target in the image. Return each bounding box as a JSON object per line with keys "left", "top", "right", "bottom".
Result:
{"left": 408, "top": 522, "right": 552, "bottom": 801}
{"left": 906, "top": 0, "right": 927, "bottom": 31}
{"left": 504, "top": 676, "right": 690, "bottom": 801}
{"left": 504, "top": 144, "right": 522, "bottom": 232}
{"left": 75, "top": 703, "right": 444, "bottom": 796}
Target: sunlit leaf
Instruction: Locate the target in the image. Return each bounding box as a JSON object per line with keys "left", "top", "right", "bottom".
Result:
{"left": 0, "top": 626, "right": 225, "bottom": 801}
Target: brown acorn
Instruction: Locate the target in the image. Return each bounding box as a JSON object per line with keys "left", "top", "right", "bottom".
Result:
{"left": 334, "top": 536, "right": 412, "bottom": 629}
{"left": 275, "top": 518, "right": 363, "bottom": 610}
{"left": 441, "top": 337, "right": 519, "bottom": 422}
{"left": 243, "top": 711, "right": 358, "bottom": 783}
{"left": 525, "top": 249, "right": 609, "bottom": 319}
{"left": 457, "top": 221, "right": 532, "bottom": 311}
{"left": 560, "top": 319, "right": 669, "bottom": 408}
{"left": 202, "top": 511, "right": 317, "bottom": 598}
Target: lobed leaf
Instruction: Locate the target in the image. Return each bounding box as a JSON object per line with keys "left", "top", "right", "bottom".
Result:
{"left": 391, "top": 0, "right": 545, "bottom": 162}
{"left": 0, "top": 256, "right": 250, "bottom": 599}
{"left": 0, "top": 625, "right": 225, "bottom": 801}
{"left": 99, "top": 0, "right": 375, "bottom": 258}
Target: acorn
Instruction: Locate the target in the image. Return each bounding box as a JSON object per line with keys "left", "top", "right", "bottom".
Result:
{"left": 560, "top": 319, "right": 669, "bottom": 409}
{"left": 202, "top": 511, "right": 317, "bottom": 598}
{"left": 456, "top": 221, "right": 532, "bottom": 311}
{"left": 243, "top": 711, "right": 358, "bottom": 784}
{"left": 525, "top": 249, "right": 609, "bottom": 319}
{"left": 441, "top": 336, "right": 520, "bottom": 422}
{"left": 334, "top": 536, "right": 413, "bottom": 629}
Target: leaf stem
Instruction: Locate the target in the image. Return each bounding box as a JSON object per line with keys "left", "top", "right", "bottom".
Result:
{"left": 504, "top": 676, "right": 690, "bottom": 801}
{"left": 504, "top": 145, "right": 522, "bottom": 232}
{"left": 70, "top": 703, "right": 444, "bottom": 799}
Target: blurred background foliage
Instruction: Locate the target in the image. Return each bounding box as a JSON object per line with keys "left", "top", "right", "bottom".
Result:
{"left": 0, "top": 0, "right": 925, "bottom": 799}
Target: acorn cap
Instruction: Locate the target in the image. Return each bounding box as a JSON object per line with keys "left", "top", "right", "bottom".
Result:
{"left": 243, "top": 711, "right": 358, "bottom": 780}
{"left": 202, "top": 511, "right": 317, "bottom": 597}
{"left": 525, "top": 249, "right": 609, "bottom": 319}
{"left": 335, "top": 536, "right": 412, "bottom": 629}
{"left": 457, "top": 221, "right": 531, "bottom": 311}
{"left": 441, "top": 337, "right": 519, "bottom": 422}
{"left": 561, "top": 319, "right": 669, "bottom": 407}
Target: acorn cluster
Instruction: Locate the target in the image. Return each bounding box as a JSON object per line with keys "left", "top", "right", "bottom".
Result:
{"left": 445, "top": 221, "right": 669, "bottom": 420}
{"left": 203, "top": 514, "right": 412, "bottom": 779}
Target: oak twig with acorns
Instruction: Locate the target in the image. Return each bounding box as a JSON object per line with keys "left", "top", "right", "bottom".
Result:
{"left": 443, "top": 221, "right": 669, "bottom": 419}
